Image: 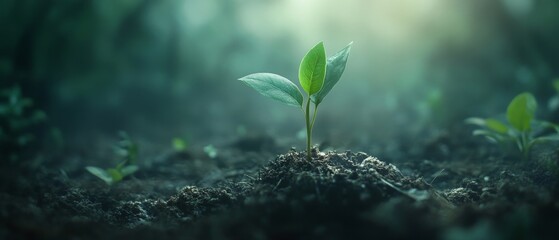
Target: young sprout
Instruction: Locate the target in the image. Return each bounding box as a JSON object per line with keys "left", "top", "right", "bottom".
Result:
{"left": 172, "top": 137, "right": 188, "bottom": 152}
{"left": 239, "top": 42, "right": 352, "bottom": 160}
{"left": 86, "top": 132, "right": 139, "bottom": 185}
{"left": 467, "top": 92, "right": 559, "bottom": 159}
{"left": 0, "top": 86, "right": 47, "bottom": 161}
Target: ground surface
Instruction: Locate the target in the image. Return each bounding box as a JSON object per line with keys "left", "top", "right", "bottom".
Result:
{"left": 1, "top": 130, "right": 559, "bottom": 240}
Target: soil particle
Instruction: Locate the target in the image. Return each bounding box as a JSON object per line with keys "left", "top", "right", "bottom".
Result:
{"left": 444, "top": 187, "right": 480, "bottom": 205}
{"left": 166, "top": 185, "right": 240, "bottom": 220}
{"left": 113, "top": 200, "right": 154, "bottom": 227}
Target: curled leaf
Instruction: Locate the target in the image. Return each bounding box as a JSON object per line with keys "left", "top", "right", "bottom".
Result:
{"left": 85, "top": 166, "right": 113, "bottom": 185}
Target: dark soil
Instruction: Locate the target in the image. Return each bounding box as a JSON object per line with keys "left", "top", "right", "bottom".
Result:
{"left": 1, "top": 133, "right": 559, "bottom": 240}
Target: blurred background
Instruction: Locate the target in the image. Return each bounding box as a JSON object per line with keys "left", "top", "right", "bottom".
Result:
{"left": 1, "top": 0, "right": 558, "bottom": 159}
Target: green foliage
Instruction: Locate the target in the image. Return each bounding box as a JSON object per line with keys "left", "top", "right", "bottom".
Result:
{"left": 85, "top": 132, "right": 139, "bottom": 185}
{"left": 113, "top": 131, "right": 138, "bottom": 165}
{"left": 239, "top": 42, "right": 352, "bottom": 160}
{"left": 172, "top": 137, "right": 188, "bottom": 152}
{"left": 203, "top": 144, "right": 218, "bottom": 159}
{"left": 467, "top": 92, "right": 559, "bottom": 159}
{"left": 85, "top": 165, "right": 139, "bottom": 186}
{"left": 506, "top": 93, "right": 537, "bottom": 132}
{"left": 312, "top": 42, "right": 353, "bottom": 105}
{"left": 299, "top": 42, "right": 327, "bottom": 95}
{"left": 0, "top": 86, "right": 46, "bottom": 161}
{"left": 239, "top": 73, "right": 304, "bottom": 107}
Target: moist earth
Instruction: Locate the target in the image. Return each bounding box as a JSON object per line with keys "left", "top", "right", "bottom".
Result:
{"left": 1, "top": 135, "right": 558, "bottom": 240}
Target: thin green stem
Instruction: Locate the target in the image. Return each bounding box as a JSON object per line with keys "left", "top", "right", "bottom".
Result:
{"left": 521, "top": 132, "right": 530, "bottom": 160}
{"left": 305, "top": 98, "right": 312, "bottom": 160}
{"left": 310, "top": 104, "right": 319, "bottom": 130}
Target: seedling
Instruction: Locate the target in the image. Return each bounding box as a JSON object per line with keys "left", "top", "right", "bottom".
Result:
{"left": 172, "top": 137, "right": 188, "bottom": 152}
{"left": 239, "top": 42, "right": 352, "bottom": 160}
{"left": 467, "top": 92, "right": 559, "bottom": 159}
{"left": 0, "top": 86, "right": 47, "bottom": 161}
{"left": 86, "top": 132, "right": 139, "bottom": 185}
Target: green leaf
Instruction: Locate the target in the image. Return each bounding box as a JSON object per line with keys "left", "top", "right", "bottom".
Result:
{"left": 85, "top": 166, "right": 113, "bottom": 185}
{"left": 533, "top": 135, "right": 559, "bottom": 142}
{"left": 538, "top": 121, "right": 559, "bottom": 133}
{"left": 485, "top": 118, "right": 509, "bottom": 134}
{"left": 553, "top": 79, "right": 559, "bottom": 93}
{"left": 120, "top": 165, "right": 139, "bottom": 177}
{"left": 507, "top": 92, "right": 537, "bottom": 132}
{"left": 107, "top": 168, "right": 123, "bottom": 183}
{"left": 312, "top": 42, "right": 352, "bottom": 105}
{"left": 115, "top": 160, "right": 127, "bottom": 170}
{"left": 239, "top": 73, "right": 304, "bottom": 108}
{"left": 465, "top": 117, "right": 487, "bottom": 127}
{"left": 472, "top": 129, "right": 508, "bottom": 143}
{"left": 466, "top": 118, "right": 508, "bottom": 134}
{"left": 172, "top": 138, "right": 187, "bottom": 151}
{"left": 299, "top": 42, "right": 327, "bottom": 95}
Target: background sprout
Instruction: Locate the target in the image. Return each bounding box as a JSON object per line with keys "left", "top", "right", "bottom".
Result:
{"left": 172, "top": 137, "right": 188, "bottom": 152}
{"left": 85, "top": 132, "right": 139, "bottom": 185}
{"left": 0, "top": 86, "right": 47, "bottom": 162}
{"left": 467, "top": 92, "right": 559, "bottom": 159}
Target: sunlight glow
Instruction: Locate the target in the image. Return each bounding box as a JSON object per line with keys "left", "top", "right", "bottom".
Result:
{"left": 278, "top": 0, "right": 452, "bottom": 47}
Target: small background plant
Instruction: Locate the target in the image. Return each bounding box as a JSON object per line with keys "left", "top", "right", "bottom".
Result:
{"left": 172, "top": 137, "right": 188, "bottom": 152}
{"left": 467, "top": 92, "right": 559, "bottom": 159}
{"left": 548, "top": 79, "right": 559, "bottom": 115}
{"left": 0, "top": 86, "right": 47, "bottom": 162}
{"left": 85, "top": 131, "right": 139, "bottom": 185}
{"left": 239, "top": 41, "right": 352, "bottom": 160}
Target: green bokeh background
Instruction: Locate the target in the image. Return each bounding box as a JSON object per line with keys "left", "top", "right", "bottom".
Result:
{"left": 2, "top": 0, "right": 558, "bottom": 149}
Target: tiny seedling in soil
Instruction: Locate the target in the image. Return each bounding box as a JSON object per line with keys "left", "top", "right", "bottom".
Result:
{"left": 467, "top": 92, "right": 559, "bottom": 159}
{"left": 172, "top": 137, "right": 188, "bottom": 152}
{"left": 239, "top": 42, "right": 352, "bottom": 160}
{"left": 86, "top": 131, "right": 139, "bottom": 185}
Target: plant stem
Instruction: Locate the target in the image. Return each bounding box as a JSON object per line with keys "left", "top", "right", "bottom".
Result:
{"left": 311, "top": 104, "right": 319, "bottom": 130}
{"left": 305, "top": 98, "right": 312, "bottom": 160}
{"left": 521, "top": 132, "right": 529, "bottom": 160}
